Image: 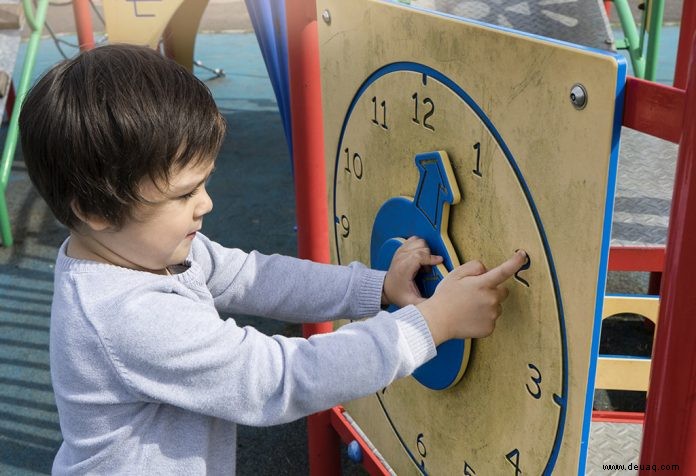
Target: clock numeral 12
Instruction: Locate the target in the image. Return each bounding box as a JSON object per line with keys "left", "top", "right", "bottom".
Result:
{"left": 344, "top": 148, "right": 363, "bottom": 180}
{"left": 371, "top": 96, "right": 388, "bottom": 129}
{"left": 411, "top": 92, "right": 435, "bottom": 131}
{"left": 506, "top": 449, "right": 522, "bottom": 476}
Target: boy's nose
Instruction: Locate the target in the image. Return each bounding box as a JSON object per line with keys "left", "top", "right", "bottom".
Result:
{"left": 196, "top": 188, "right": 214, "bottom": 217}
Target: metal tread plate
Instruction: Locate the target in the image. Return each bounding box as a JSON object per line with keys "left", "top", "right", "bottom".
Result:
{"left": 586, "top": 420, "right": 643, "bottom": 475}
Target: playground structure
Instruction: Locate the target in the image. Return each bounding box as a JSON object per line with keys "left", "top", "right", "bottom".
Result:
{"left": 0, "top": 0, "right": 693, "bottom": 474}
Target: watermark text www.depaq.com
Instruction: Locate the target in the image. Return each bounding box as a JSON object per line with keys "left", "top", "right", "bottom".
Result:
{"left": 602, "top": 463, "right": 680, "bottom": 472}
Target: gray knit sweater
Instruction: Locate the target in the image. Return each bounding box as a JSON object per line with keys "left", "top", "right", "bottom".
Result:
{"left": 50, "top": 233, "right": 435, "bottom": 474}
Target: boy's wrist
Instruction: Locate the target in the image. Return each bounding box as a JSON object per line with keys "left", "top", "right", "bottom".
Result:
{"left": 416, "top": 298, "right": 446, "bottom": 346}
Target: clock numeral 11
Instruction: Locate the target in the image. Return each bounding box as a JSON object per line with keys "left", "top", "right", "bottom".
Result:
{"left": 344, "top": 148, "right": 363, "bottom": 180}
{"left": 371, "top": 96, "right": 388, "bottom": 129}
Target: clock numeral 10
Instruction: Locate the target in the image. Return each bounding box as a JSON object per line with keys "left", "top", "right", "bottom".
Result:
{"left": 506, "top": 449, "right": 522, "bottom": 475}
{"left": 344, "top": 148, "right": 363, "bottom": 179}
{"left": 371, "top": 96, "right": 388, "bottom": 129}
{"left": 411, "top": 92, "right": 435, "bottom": 131}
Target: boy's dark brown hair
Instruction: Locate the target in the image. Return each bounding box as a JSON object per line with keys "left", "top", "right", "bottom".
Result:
{"left": 19, "top": 44, "right": 226, "bottom": 229}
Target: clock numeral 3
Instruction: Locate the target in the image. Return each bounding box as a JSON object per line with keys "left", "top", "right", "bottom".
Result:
{"left": 526, "top": 363, "right": 542, "bottom": 399}
{"left": 411, "top": 92, "right": 435, "bottom": 131}
{"left": 371, "top": 96, "right": 388, "bottom": 129}
{"left": 343, "top": 148, "right": 364, "bottom": 180}
{"left": 505, "top": 448, "right": 522, "bottom": 475}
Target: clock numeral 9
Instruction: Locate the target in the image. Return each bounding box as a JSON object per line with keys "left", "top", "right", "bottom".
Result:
{"left": 343, "top": 148, "right": 363, "bottom": 180}
{"left": 371, "top": 96, "right": 388, "bottom": 129}
{"left": 416, "top": 433, "right": 427, "bottom": 471}
{"left": 526, "top": 363, "right": 542, "bottom": 399}
{"left": 411, "top": 92, "right": 435, "bottom": 131}
{"left": 338, "top": 215, "right": 350, "bottom": 238}
{"left": 506, "top": 449, "right": 522, "bottom": 475}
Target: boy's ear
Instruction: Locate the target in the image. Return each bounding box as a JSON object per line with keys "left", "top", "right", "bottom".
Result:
{"left": 70, "top": 200, "right": 112, "bottom": 232}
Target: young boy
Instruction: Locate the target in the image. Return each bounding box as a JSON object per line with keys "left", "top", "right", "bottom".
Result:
{"left": 19, "top": 44, "right": 525, "bottom": 474}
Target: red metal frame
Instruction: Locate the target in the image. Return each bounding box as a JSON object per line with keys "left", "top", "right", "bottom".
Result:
{"left": 330, "top": 407, "right": 392, "bottom": 475}
{"left": 638, "top": 39, "right": 696, "bottom": 476}
{"left": 72, "top": 0, "right": 95, "bottom": 51}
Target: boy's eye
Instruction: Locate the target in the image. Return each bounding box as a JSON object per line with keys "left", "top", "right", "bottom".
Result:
{"left": 178, "top": 188, "right": 199, "bottom": 200}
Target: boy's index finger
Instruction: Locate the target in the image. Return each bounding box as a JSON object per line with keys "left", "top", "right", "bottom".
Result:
{"left": 480, "top": 250, "right": 528, "bottom": 286}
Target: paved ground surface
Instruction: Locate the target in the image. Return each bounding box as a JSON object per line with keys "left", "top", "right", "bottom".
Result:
{"left": 0, "top": 1, "right": 688, "bottom": 475}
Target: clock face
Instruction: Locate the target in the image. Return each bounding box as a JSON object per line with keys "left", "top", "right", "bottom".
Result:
{"left": 318, "top": 1, "right": 625, "bottom": 474}
{"left": 332, "top": 63, "right": 568, "bottom": 475}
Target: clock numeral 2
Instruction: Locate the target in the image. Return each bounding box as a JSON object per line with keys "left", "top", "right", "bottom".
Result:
{"left": 514, "top": 252, "right": 531, "bottom": 287}
{"left": 526, "top": 363, "right": 542, "bottom": 399}
{"left": 506, "top": 449, "right": 522, "bottom": 475}
{"left": 371, "top": 96, "right": 388, "bottom": 129}
{"left": 344, "top": 148, "right": 363, "bottom": 180}
{"left": 411, "top": 92, "right": 435, "bottom": 131}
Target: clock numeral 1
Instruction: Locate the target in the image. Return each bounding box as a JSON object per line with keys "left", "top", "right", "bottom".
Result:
{"left": 338, "top": 215, "right": 350, "bottom": 238}
{"left": 526, "top": 363, "right": 542, "bottom": 399}
{"left": 344, "top": 148, "right": 363, "bottom": 180}
{"left": 371, "top": 96, "right": 388, "bottom": 129}
{"left": 472, "top": 142, "right": 482, "bottom": 177}
{"left": 411, "top": 92, "right": 435, "bottom": 131}
{"left": 505, "top": 449, "right": 522, "bottom": 476}
{"left": 463, "top": 461, "right": 476, "bottom": 475}
{"left": 416, "top": 433, "right": 427, "bottom": 470}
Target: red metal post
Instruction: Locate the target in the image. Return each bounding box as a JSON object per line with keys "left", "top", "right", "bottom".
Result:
{"left": 674, "top": 0, "right": 696, "bottom": 89}
{"left": 639, "top": 39, "right": 696, "bottom": 475}
{"left": 72, "top": 0, "right": 95, "bottom": 51}
{"left": 286, "top": 0, "right": 341, "bottom": 474}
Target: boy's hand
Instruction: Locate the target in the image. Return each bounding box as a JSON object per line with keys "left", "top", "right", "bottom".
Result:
{"left": 416, "top": 250, "right": 528, "bottom": 346}
{"left": 382, "top": 237, "right": 444, "bottom": 308}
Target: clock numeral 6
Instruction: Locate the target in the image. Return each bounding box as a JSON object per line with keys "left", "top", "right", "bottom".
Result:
{"left": 344, "top": 147, "right": 363, "bottom": 180}
{"left": 371, "top": 96, "right": 388, "bottom": 129}
{"left": 411, "top": 92, "right": 435, "bottom": 131}
{"left": 526, "top": 363, "right": 542, "bottom": 399}
{"left": 338, "top": 215, "right": 350, "bottom": 238}
{"left": 416, "top": 433, "right": 427, "bottom": 470}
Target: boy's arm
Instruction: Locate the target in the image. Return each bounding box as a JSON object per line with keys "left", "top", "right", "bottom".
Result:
{"left": 192, "top": 233, "right": 385, "bottom": 321}
{"left": 98, "top": 288, "right": 435, "bottom": 426}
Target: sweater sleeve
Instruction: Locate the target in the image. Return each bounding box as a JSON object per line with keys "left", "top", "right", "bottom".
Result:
{"left": 92, "top": 285, "right": 436, "bottom": 426}
{"left": 191, "top": 233, "right": 386, "bottom": 322}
